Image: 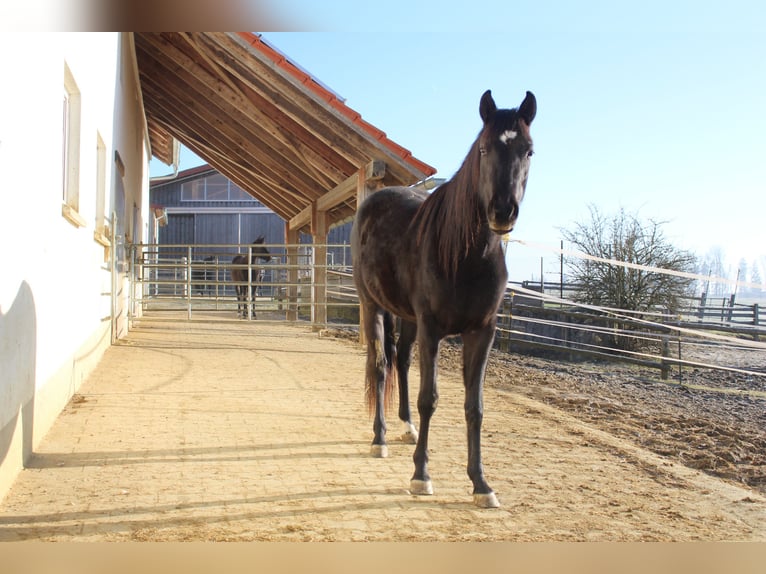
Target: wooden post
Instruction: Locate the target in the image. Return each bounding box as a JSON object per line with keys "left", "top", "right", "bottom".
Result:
{"left": 698, "top": 291, "right": 707, "bottom": 321}
{"left": 186, "top": 246, "right": 192, "bottom": 320}
{"left": 311, "top": 203, "right": 328, "bottom": 329}
{"left": 246, "top": 245, "right": 253, "bottom": 320}
{"left": 660, "top": 335, "right": 670, "bottom": 380}
{"left": 284, "top": 223, "right": 299, "bottom": 321}
{"left": 356, "top": 166, "right": 369, "bottom": 346}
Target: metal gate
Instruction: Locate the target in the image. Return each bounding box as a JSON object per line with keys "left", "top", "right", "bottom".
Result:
{"left": 127, "top": 242, "right": 358, "bottom": 329}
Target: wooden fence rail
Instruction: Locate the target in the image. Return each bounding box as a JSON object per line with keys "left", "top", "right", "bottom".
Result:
{"left": 515, "top": 281, "right": 765, "bottom": 331}
{"left": 498, "top": 286, "right": 766, "bottom": 381}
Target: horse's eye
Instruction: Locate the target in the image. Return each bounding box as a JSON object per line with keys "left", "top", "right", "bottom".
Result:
{"left": 527, "top": 149, "right": 534, "bottom": 159}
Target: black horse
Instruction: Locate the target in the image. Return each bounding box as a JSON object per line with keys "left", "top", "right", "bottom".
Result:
{"left": 231, "top": 237, "right": 272, "bottom": 319}
{"left": 351, "top": 90, "right": 536, "bottom": 508}
{"left": 192, "top": 256, "right": 215, "bottom": 296}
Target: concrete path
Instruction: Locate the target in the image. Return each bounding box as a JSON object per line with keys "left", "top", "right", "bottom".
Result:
{"left": 0, "top": 313, "right": 764, "bottom": 541}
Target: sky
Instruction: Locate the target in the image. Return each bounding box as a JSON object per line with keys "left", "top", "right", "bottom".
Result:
{"left": 149, "top": 1, "right": 765, "bottom": 285}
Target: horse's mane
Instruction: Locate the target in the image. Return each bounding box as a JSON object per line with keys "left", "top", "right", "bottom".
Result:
{"left": 413, "top": 138, "right": 483, "bottom": 277}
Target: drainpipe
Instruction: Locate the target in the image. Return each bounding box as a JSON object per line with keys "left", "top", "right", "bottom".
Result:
{"left": 148, "top": 139, "right": 181, "bottom": 184}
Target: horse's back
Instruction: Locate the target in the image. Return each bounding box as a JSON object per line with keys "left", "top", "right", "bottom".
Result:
{"left": 356, "top": 187, "right": 425, "bottom": 233}
{"left": 352, "top": 186, "right": 427, "bottom": 318}
{"left": 352, "top": 186, "right": 426, "bottom": 252}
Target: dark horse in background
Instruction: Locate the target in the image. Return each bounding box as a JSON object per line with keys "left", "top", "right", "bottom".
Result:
{"left": 351, "top": 90, "right": 536, "bottom": 508}
{"left": 231, "top": 236, "right": 272, "bottom": 319}
{"left": 192, "top": 256, "right": 215, "bottom": 296}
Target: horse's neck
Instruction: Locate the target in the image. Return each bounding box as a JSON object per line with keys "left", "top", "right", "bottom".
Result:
{"left": 466, "top": 222, "right": 502, "bottom": 260}
{"left": 418, "top": 176, "right": 493, "bottom": 275}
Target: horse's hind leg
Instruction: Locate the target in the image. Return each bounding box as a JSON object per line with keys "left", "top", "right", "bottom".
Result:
{"left": 364, "top": 304, "right": 390, "bottom": 458}
{"left": 462, "top": 325, "right": 500, "bottom": 508}
{"left": 396, "top": 319, "right": 418, "bottom": 444}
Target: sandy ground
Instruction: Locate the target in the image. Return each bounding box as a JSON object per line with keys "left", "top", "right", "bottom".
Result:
{"left": 0, "top": 313, "right": 764, "bottom": 541}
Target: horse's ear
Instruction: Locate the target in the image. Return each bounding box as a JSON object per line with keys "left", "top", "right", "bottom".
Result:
{"left": 518, "top": 91, "right": 536, "bottom": 125}
{"left": 480, "top": 90, "right": 496, "bottom": 123}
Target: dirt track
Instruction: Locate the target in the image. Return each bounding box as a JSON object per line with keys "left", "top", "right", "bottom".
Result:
{"left": 0, "top": 314, "right": 764, "bottom": 541}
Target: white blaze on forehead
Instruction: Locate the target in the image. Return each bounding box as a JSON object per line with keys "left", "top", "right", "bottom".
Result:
{"left": 499, "top": 129, "right": 517, "bottom": 144}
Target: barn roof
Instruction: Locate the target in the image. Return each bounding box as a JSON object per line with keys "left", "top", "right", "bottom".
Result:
{"left": 134, "top": 32, "right": 436, "bottom": 234}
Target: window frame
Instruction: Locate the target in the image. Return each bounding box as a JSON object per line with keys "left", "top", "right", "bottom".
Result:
{"left": 61, "top": 62, "right": 85, "bottom": 228}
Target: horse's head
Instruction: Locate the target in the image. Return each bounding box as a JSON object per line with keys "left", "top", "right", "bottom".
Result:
{"left": 477, "top": 90, "right": 536, "bottom": 235}
{"left": 252, "top": 236, "right": 272, "bottom": 262}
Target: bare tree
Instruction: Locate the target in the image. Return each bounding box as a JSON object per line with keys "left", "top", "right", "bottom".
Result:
{"left": 561, "top": 205, "right": 697, "bottom": 349}
{"left": 737, "top": 258, "right": 748, "bottom": 297}
{"left": 699, "top": 247, "right": 728, "bottom": 297}
{"left": 750, "top": 260, "right": 763, "bottom": 298}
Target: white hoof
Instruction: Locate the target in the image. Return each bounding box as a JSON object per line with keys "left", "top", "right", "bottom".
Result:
{"left": 473, "top": 492, "right": 500, "bottom": 508}
{"left": 399, "top": 422, "right": 418, "bottom": 444}
{"left": 410, "top": 479, "right": 433, "bottom": 496}
{"left": 370, "top": 444, "right": 388, "bottom": 458}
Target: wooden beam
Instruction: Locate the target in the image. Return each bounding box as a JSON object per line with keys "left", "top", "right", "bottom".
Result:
{"left": 289, "top": 160, "right": 386, "bottom": 232}
{"left": 178, "top": 32, "right": 241, "bottom": 94}
{"left": 137, "top": 34, "right": 332, "bottom": 204}
{"left": 194, "top": 33, "right": 359, "bottom": 176}
{"left": 222, "top": 33, "right": 433, "bottom": 185}
{"left": 311, "top": 204, "right": 328, "bottom": 326}
{"left": 284, "top": 223, "right": 300, "bottom": 322}
{"left": 319, "top": 159, "right": 385, "bottom": 212}
{"left": 149, "top": 114, "right": 299, "bottom": 219}
{"left": 203, "top": 33, "right": 374, "bottom": 168}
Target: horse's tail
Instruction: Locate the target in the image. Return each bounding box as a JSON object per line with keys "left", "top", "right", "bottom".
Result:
{"left": 365, "top": 311, "right": 397, "bottom": 417}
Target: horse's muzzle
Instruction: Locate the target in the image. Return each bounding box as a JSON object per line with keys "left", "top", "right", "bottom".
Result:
{"left": 489, "top": 221, "right": 514, "bottom": 235}
{"left": 488, "top": 204, "right": 518, "bottom": 235}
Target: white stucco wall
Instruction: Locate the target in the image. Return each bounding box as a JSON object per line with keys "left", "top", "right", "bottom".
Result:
{"left": 0, "top": 32, "right": 150, "bottom": 500}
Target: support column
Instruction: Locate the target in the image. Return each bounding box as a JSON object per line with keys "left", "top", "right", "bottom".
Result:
{"left": 284, "top": 223, "right": 300, "bottom": 321}
{"left": 311, "top": 203, "right": 328, "bottom": 328}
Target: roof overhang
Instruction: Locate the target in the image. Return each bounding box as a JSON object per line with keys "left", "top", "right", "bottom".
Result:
{"left": 135, "top": 32, "right": 436, "bottom": 234}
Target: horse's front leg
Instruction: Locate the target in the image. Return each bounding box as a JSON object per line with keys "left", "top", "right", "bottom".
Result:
{"left": 249, "top": 284, "right": 257, "bottom": 319}
{"left": 410, "top": 318, "right": 440, "bottom": 496}
{"left": 396, "top": 319, "right": 418, "bottom": 444}
{"left": 246, "top": 284, "right": 253, "bottom": 320}
{"left": 462, "top": 325, "right": 500, "bottom": 508}
{"left": 236, "top": 286, "right": 244, "bottom": 318}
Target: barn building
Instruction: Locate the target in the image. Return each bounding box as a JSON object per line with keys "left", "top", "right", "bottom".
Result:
{"left": 149, "top": 164, "right": 356, "bottom": 268}
{"left": 0, "top": 32, "right": 435, "bottom": 501}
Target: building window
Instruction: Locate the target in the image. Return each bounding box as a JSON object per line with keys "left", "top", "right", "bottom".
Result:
{"left": 230, "top": 183, "right": 256, "bottom": 201}
{"left": 62, "top": 62, "right": 85, "bottom": 227}
{"left": 93, "top": 132, "right": 110, "bottom": 246}
{"left": 184, "top": 179, "right": 205, "bottom": 201}
{"left": 181, "top": 174, "right": 259, "bottom": 203}
{"left": 204, "top": 173, "right": 229, "bottom": 201}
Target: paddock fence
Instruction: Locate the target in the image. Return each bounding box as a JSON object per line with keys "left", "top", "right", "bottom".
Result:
{"left": 126, "top": 243, "right": 766, "bottom": 388}
{"left": 127, "top": 242, "right": 358, "bottom": 327}
{"left": 497, "top": 282, "right": 766, "bottom": 385}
